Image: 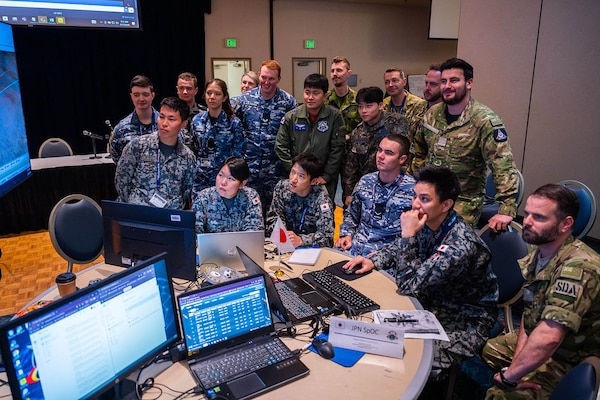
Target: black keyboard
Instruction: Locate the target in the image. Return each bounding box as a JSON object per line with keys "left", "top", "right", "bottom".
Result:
{"left": 302, "top": 269, "right": 380, "bottom": 315}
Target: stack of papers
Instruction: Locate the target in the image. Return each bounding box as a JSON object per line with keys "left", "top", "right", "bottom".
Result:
{"left": 288, "top": 248, "right": 321, "bottom": 265}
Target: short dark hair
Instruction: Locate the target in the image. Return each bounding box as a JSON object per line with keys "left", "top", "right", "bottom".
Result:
{"left": 531, "top": 184, "right": 579, "bottom": 222}
{"left": 440, "top": 58, "right": 474, "bottom": 81}
{"left": 160, "top": 96, "right": 190, "bottom": 121}
{"left": 130, "top": 75, "right": 153, "bottom": 91}
{"left": 415, "top": 167, "right": 461, "bottom": 204}
{"left": 356, "top": 86, "right": 384, "bottom": 104}
{"left": 384, "top": 68, "right": 406, "bottom": 79}
{"left": 429, "top": 63, "right": 441, "bottom": 72}
{"left": 304, "top": 73, "right": 328, "bottom": 93}
{"left": 292, "top": 152, "right": 323, "bottom": 180}
{"left": 382, "top": 133, "right": 410, "bottom": 157}
{"left": 223, "top": 156, "right": 250, "bottom": 182}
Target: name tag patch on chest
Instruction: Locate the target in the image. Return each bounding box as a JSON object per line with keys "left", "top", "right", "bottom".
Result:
{"left": 552, "top": 279, "right": 580, "bottom": 299}
{"left": 294, "top": 123, "right": 307, "bottom": 131}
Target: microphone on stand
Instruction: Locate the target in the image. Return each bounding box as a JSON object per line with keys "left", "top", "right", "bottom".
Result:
{"left": 82, "top": 130, "right": 104, "bottom": 159}
{"left": 105, "top": 120, "right": 114, "bottom": 159}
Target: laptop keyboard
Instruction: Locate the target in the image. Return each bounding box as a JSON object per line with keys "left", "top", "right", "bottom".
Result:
{"left": 274, "top": 281, "right": 317, "bottom": 320}
{"left": 302, "top": 269, "right": 380, "bottom": 315}
{"left": 194, "top": 338, "right": 293, "bottom": 389}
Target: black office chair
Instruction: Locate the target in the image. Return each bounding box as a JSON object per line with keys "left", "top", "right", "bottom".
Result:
{"left": 48, "top": 194, "right": 103, "bottom": 273}
{"left": 478, "top": 221, "right": 529, "bottom": 334}
{"left": 557, "top": 180, "right": 597, "bottom": 239}
{"left": 550, "top": 356, "right": 600, "bottom": 400}
{"left": 38, "top": 138, "right": 74, "bottom": 158}
{"left": 479, "top": 170, "right": 525, "bottom": 228}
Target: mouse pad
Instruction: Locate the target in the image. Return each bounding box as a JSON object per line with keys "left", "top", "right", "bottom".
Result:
{"left": 325, "top": 260, "right": 372, "bottom": 281}
{"left": 308, "top": 333, "right": 364, "bottom": 367}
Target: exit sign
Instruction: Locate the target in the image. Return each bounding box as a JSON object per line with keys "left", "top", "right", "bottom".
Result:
{"left": 304, "top": 39, "right": 316, "bottom": 49}
{"left": 225, "top": 38, "right": 237, "bottom": 48}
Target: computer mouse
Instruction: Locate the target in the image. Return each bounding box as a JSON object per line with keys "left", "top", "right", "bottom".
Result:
{"left": 343, "top": 265, "right": 361, "bottom": 275}
{"left": 312, "top": 338, "right": 335, "bottom": 359}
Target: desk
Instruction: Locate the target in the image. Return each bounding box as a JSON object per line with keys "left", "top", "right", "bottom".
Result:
{"left": 0, "top": 154, "right": 117, "bottom": 235}
{"left": 0, "top": 248, "right": 432, "bottom": 400}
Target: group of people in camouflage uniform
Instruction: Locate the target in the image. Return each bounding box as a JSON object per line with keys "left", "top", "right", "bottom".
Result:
{"left": 109, "top": 55, "right": 599, "bottom": 399}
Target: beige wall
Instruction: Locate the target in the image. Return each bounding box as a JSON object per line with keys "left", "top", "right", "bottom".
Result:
{"left": 205, "top": 0, "right": 457, "bottom": 95}
{"left": 458, "top": 0, "right": 600, "bottom": 239}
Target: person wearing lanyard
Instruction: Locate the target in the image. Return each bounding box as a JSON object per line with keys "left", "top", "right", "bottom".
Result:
{"left": 115, "top": 97, "right": 196, "bottom": 210}
{"left": 266, "top": 152, "right": 334, "bottom": 248}
{"left": 344, "top": 167, "right": 498, "bottom": 394}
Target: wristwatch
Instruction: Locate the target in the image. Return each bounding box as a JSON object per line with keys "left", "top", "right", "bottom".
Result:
{"left": 500, "top": 367, "right": 519, "bottom": 388}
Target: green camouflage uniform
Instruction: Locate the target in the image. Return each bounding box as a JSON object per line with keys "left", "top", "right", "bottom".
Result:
{"left": 412, "top": 98, "right": 518, "bottom": 226}
{"left": 343, "top": 112, "right": 409, "bottom": 200}
{"left": 275, "top": 103, "right": 346, "bottom": 200}
{"left": 483, "top": 236, "right": 600, "bottom": 399}
{"left": 115, "top": 132, "right": 196, "bottom": 210}
{"left": 324, "top": 88, "right": 361, "bottom": 138}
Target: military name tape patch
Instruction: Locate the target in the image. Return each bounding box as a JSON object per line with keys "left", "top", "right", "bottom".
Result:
{"left": 552, "top": 279, "right": 580, "bottom": 299}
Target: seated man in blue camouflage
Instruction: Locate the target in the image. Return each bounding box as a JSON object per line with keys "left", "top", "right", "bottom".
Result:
{"left": 193, "top": 156, "right": 263, "bottom": 234}
{"left": 110, "top": 75, "right": 159, "bottom": 163}
{"left": 114, "top": 97, "right": 196, "bottom": 210}
{"left": 344, "top": 167, "right": 498, "bottom": 389}
{"left": 266, "top": 152, "right": 334, "bottom": 248}
{"left": 335, "top": 134, "right": 414, "bottom": 262}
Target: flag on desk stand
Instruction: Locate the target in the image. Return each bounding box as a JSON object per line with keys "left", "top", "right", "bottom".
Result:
{"left": 269, "top": 217, "right": 295, "bottom": 270}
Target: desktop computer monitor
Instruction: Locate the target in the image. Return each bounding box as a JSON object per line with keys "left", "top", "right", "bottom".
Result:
{"left": 102, "top": 200, "right": 197, "bottom": 281}
{"left": 0, "top": 252, "right": 180, "bottom": 400}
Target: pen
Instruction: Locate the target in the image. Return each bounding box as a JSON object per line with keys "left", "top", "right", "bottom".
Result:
{"left": 384, "top": 318, "right": 418, "bottom": 323}
{"left": 280, "top": 261, "right": 294, "bottom": 271}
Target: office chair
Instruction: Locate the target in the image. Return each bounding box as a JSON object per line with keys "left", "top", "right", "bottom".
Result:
{"left": 48, "top": 194, "right": 103, "bottom": 273}
{"left": 557, "top": 180, "right": 597, "bottom": 239}
{"left": 478, "top": 221, "right": 529, "bottom": 334}
{"left": 38, "top": 138, "right": 74, "bottom": 158}
{"left": 479, "top": 170, "right": 525, "bottom": 228}
{"left": 550, "top": 356, "right": 600, "bottom": 400}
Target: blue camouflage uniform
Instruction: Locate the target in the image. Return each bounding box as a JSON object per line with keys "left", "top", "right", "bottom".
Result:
{"left": 266, "top": 179, "right": 334, "bottom": 248}
{"left": 115, "top": 132, "right": 196, "bottom": 210}
{"left": 370, "top": 210, "right": 498, "bottom": 371}
{"left": 110, "top": 108, "right": 160, "bottom": 163}
{"left": 192, "top": 186, "right": 263, "bottom": 234}
{"left": 189, "top": 110, "right": 246, "bottom": 191}
{"left": 343, "top": 111, "right": 409, "bottom": 200}
{"left": 339, "top": 171, "right": 415, "bottom": 257}
{"left": 181, "top": 102, "right": 206, "bottom": 149}
{"left": 234, "top": 86, "right": 296, "bottom": 213}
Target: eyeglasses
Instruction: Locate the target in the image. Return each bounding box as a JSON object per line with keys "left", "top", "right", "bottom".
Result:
{"left": 176, "top": 85, "right": 195, "bottom": 92}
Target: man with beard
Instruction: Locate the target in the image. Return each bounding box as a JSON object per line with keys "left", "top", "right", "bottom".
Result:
{"left": 483, "top": 184, "right": 600, "bottom": 400}
{"left": 412, "top": 58, "right": 519, "bottom": 230}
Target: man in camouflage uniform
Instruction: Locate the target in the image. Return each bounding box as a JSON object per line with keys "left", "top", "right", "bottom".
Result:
{"left": 266, "top": 153, "right": 334, "bottom": 248}
{"left": 343, "top": 86, "right": 409, "bottom": 207}
{"left": 234, "top": 60, "right": 297, "bottom": 215}
{"left": 483, "top": 184, "right": 600, "bottom": 400}
{"left": 276, "top": 73, "right": 345, "bottom": 201}
{"left": 412, "top": 58, "right": 519, "bottom": 229}
{"left": 175, "top": 72, "right": 206, "bottom": 148}
{"left": 110, "top": 75, "right": 160, "bottom": 163}
{"left": 382, "top": 67, "right": 427, "bottom": 140}
{"left": 193, "top": 157, "right": 263, "bottom": 234}
{"left": 115, "top": 97, "right": 196, "bottom": 210}
{"left": 345, "top": 167, "right": 498, "bottom": 379}
{"left": 335, "top": 134, "right": 414, "bottom": 259}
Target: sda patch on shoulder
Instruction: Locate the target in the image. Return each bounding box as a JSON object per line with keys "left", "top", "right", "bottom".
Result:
{"left": 560, "top": 265, "right": 583, "bottom": 281}
{"left": 493, "top": 128, "right": 508, "bottom": 142}
{"left": 552, "top": 279, "right": 580, "bottom": 299}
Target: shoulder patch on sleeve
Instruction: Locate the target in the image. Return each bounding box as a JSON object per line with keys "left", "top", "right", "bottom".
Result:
{"left": 493, "top": 128, "right": 508, "bottom": 142}
{"left": 490, "top": 117, "right": 504, "bottom": 127}
{"left": 559, "top": 265, "right": 584, "bottom": 281}
{"left": 552, "top": 279, "right": 581, "bottom": 299}
{"left": 252, "top": 197, "right": 260, "bottom": 205}
{"left": 320, "top": 203, "right": 330, "bottom": 211}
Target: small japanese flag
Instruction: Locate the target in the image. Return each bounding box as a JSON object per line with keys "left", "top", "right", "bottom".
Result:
{"left": 320, "top": 203, "right": 330, "bottom": 211}
{"left": 269, "top": 217, "right": 295, "bottom": 254}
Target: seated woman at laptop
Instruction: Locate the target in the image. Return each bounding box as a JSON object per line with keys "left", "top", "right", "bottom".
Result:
{"left": 193, "top": 156, "right": 263, "bottom": 233}
{"left": 266, "top": 152, "right": 334, "bottom": 248}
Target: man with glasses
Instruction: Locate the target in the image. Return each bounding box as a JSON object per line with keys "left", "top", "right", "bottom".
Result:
{"left": 234, "top": 60, "right": 296, "bottom": 215}
{"left": 110, "top": 75, "right": 159, "bottom": 163}
{"left": 335, "top": 134, "right": 414, "bottom": 260}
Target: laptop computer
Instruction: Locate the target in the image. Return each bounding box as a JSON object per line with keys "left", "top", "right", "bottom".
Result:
{"left": 197, "top": 230, "right": 265, "bottom": 270}
{"left": 237, "top": 246, "right": 336, "bottom": 324}
{"left": 178, "top": 274, "right": 309, "bottom": 400}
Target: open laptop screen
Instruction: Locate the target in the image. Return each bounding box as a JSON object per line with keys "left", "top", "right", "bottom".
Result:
{"left": 178, "top": 275, "right": 273, "bottom": 359}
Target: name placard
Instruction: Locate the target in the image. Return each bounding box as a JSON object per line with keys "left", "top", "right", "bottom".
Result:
{"left": 328, "top": 316, "right": 404, "bottom": 358}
